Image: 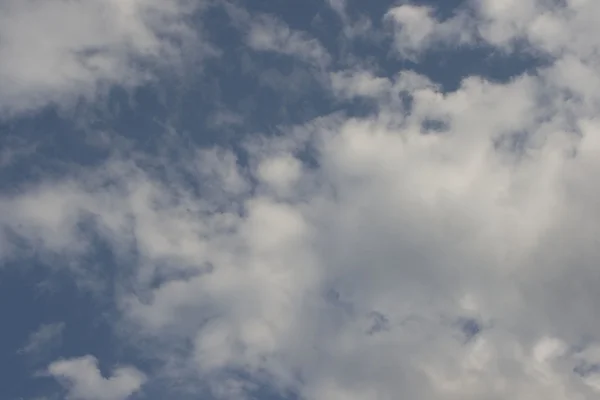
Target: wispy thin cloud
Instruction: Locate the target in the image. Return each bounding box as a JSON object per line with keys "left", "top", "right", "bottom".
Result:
{"left": 18, "top": 322, "right": 65, "bottom": 360}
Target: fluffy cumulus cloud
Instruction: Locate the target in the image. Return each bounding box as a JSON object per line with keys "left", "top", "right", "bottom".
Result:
{"left": 3, "top": 1, "right": 600, "bottom": 400}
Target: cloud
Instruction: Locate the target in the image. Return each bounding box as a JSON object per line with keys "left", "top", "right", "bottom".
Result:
{"left": 385, "top": 4, "right": 475, "bottom": 60}
{"left": 385, "top": 0, "right": 600, "bottom": 65}
{"left": 19, "top": 322, "right": 65, "bottom": 359}
{"left": 47, "top": 356, "right": 146, "bottom": 400}
{"left": 6, "top": 65, "right": 600, "bottom": 399}
{"left": 329, "top": 69, "right": 392, "bottom": 99}
{"left": 245, "top": 14, "right": 331, "bottom": 68}
{"left": 325, "top": 0, "right": 373, "bottom": 40}
{"left": 0, "top": 0, "right": 210, "bottom": 117}
{"left": 3, "top": 1, "right": 600, "bottom": 400}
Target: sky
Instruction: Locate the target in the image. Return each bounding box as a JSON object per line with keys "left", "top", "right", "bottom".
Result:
{"left": 2, "top": 0, "right": 600, "bottom": 399}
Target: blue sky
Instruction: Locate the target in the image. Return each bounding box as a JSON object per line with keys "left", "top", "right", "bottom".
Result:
{"left": 2, "top": 1, "right": 600, "bottom": 399}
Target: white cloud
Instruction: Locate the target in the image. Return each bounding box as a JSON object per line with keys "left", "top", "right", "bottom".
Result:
{"left": 6, "top": 62, "right": 600, "bottom": 398}
{"left": 387, "top": 0, "right": 600, "bottom": 66}
{"left": 257, "top": 154, "right": 302, "bottom": 195}
{"left": 0, "top": 0, "right": 209, "bottom": 117}
{"left": 4, "top": 1, "right": 600, "bottom": 400}
{"left": 47, "top": 356, "right": 146, "bottom": 400}
{"left": 473, "top": 0, "right": 539, "bottom": 48}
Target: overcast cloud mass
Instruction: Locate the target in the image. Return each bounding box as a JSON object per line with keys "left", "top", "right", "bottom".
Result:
{"left": 2, "top": 0, "right": 600, "bottom": 399}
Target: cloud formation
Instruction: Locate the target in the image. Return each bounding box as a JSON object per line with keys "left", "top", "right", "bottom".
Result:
{"left": 0, "top": 0, "right": 209, "bottom": 117}
{"left": 247, "top": 14, "right": 331, "bottom": 68}
{"left": 48, "top": 356, "right": 146, "bottom": 400}
{"left": 3, "top": 1, "right": 600, "bottom": 400}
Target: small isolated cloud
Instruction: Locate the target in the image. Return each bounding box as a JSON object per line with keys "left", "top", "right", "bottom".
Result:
{"left": 19, "top": 322, "right": 65, "bottom": 360}
{"left": 47, "top": 356, "right": 146, "bottom": 400}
